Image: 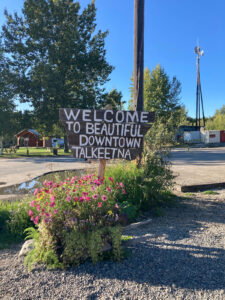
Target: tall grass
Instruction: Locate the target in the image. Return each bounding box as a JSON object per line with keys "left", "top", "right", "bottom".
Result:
{"left": 105, "top": 159, "right": 174, "bottom": 215}
{"left": 0, "top": 198, "right": 34, "bottom": 249}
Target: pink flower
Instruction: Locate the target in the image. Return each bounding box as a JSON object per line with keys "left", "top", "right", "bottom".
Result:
{"left": 74, "top": 196, "right": 78, "bottom": 202}
{"left": 34, "top": 188, "right": 39, "bottom": 196}
{"left": 43, "top": 180, "right": 47, "bottom": 186}
{"left": 34, "top": 216, "right": 39, "bottom": 225}
{"left": 120, "top": 182, "right": 124, "bottom": 188}
{"left": 101, "top": 195, "right": 108, "bottom": 201}
{"left": 108, "top": 177, "right": 114, "bottom": 183}
{"left": 50, "top": 195, "right": 55, "bottom": 202}
{"left": 80, "top": 196, "right": 84, "bottom": 202}
{"left": 95, "top": 180, "right": 101, "bottom": 186}
{"left": 91, "top": 186, "right": 96, "bottom": 191}
{"left": 98, "top": 202, "right": 102, "bottom": 208}
{"left": 54, "top": 209, "right": 58, "bottom": 214}
{"left": 28, "top": 209, "right": 33, "bottom": 217}
{"left": 50, "top": 201, "right": 55, "bottom": 207}
{"left": 36, "top": 204, "right": 40, "bottom": 212}
{"left": 66, "top": 195, "right": 71, "bottom": 202}
{"left": 106, "top": 187, "right": 112, "bottom": 192}
{"left": 82, "top": 191, "right": 88, "bottom": 196}
{"left": 115, "top": 203, "right": 119, "bottom": 209}
{"left": 92, "top": 194, "right": 98, "bottom": 200}
{"left": 85, "top": 196, "right": 91, "bottom": 202}
{"left": 122, "top": 189, "right": 126, "bottom": 194}
{"left": 30, "top": 200, "right": 35, "bottom": 207}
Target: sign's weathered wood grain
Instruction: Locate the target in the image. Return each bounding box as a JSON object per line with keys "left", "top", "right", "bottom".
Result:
{"left": 59, "top": 108, "right": 154, "bottom": 160}
{"left": 59, "top": 108, "right": 155, "bottom": 123}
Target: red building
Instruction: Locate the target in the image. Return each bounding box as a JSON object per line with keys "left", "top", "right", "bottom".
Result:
{"left": 16, "top": 129, "right": 43, "bottom": 147}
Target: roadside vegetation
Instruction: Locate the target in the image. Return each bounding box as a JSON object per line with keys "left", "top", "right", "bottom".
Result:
{"left": 0, "top": 147, "right": 72, "bottom": 158}
{"left": 0, "top": 199, "right": 34, "bottom": 249}
{"left": 1, "top": 152, "right": 175, "bottom": 268}
{"left": 202, "top": 190, "right": 219, "bottom": 195}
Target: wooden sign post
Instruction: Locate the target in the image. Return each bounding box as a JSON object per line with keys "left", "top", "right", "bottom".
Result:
{"left": 98, "top": 105, "right": 111, "bottom": 180}
{"left": 59, "top": 108, "right": 155, "bottom": 179}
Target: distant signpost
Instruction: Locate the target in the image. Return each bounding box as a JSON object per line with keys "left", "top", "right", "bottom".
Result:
{"left": 59, "top": 108, "right": 155, "bottom": 161}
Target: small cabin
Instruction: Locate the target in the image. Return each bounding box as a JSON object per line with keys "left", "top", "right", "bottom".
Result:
{"left": 16, "top": 129, "right": 43, "bottom": 147}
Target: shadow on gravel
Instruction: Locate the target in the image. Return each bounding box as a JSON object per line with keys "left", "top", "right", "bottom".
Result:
{"left": 67, "top": 196, "right": 225, "bottom": 291}
{"left": 68, "top": 237, "right": 225, "bottom": 291}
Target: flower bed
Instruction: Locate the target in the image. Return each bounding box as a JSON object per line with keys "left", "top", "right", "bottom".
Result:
{"left": 26, "top": 174, "right": 125, "bottom": 269}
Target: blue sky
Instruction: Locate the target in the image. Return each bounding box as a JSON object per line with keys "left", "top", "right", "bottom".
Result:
{"left": 0, "top": 0, "right": 225, "bottom": 118}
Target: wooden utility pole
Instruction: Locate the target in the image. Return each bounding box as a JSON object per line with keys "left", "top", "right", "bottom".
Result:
{"left": 133, "top": 0, "right": 144, "bottom": 112}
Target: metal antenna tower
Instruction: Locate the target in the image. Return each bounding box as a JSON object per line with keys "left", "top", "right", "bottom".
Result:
{"left": 194, "top": 44, "right": 205, "bottom": 129}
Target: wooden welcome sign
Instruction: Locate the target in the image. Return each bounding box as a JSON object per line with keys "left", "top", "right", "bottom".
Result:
{"left": 59, "top": 108, "right": 155, "bottom": 160}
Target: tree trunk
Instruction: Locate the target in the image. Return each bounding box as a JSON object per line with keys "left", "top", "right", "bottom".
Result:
{"left": 64, "top": 135, "right": 69, "bottom": 153}
{"left": 0, "top": 136, "right": 3, "bottom": 155}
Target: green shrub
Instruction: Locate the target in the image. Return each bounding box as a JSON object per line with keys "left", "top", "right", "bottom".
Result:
{"left": 25, "top": 174, "right": 123, "bottom": 269}
{"left": 7, "top": 200, "right": 34, "bottom": 236}
{"left": 106, "top": 159, "right": 174, "bottom": 212}
{"left": 105, "top": 162, "right": 144, "bottom": 208}
{"left": 0, "top": 199, "right": 34, "bottom": 249}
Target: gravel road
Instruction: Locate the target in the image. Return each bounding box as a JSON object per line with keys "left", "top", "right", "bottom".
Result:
{"left": 1, "top": 190, "right": 225, "bottom": 299}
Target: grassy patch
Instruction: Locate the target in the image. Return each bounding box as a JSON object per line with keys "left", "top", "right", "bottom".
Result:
{"left": 202, "top": 190, "right": 219, "bottom": 195}
{"left": 121, "top": 235, "right": 133, "bottom": 241}
{"left": 0, "top": 198, "right": 34, "bottom": 249}
{"left": 0, "top": 147, "right": 72, "bottom": 158}
{"left": 184, "top": 192, "right": 194, "bottom": 197}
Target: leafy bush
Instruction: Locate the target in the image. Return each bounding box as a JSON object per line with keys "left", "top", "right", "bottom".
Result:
{"left": 105, "top": 162, "right": 143, "bottom": 207}
{"left": 106, "top": 158, "right": 174, "bottom": 212}
{"left": 26, "top": 174, "right": 124, "bottom": 269}
{"left": 0, "top": 199, "right": 34, "bottom": 249}
{"left": 7, "top": 200, "right": 34, "bottom": 236}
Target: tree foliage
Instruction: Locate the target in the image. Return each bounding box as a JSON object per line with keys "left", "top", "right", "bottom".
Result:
{"left": 129, "top": 65, "right": 185, "bottom": 147}
{"left": 99, "top": 88, "right": 124, "bottom": 109}
{"left": 206, "top": 105, "right": 225, "bottom": 130}
{"left": 0, "top": 44, "right": 15, "bottom": 138}
{"left": 1, "top": 0, "right": 113, "bottom": 135}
